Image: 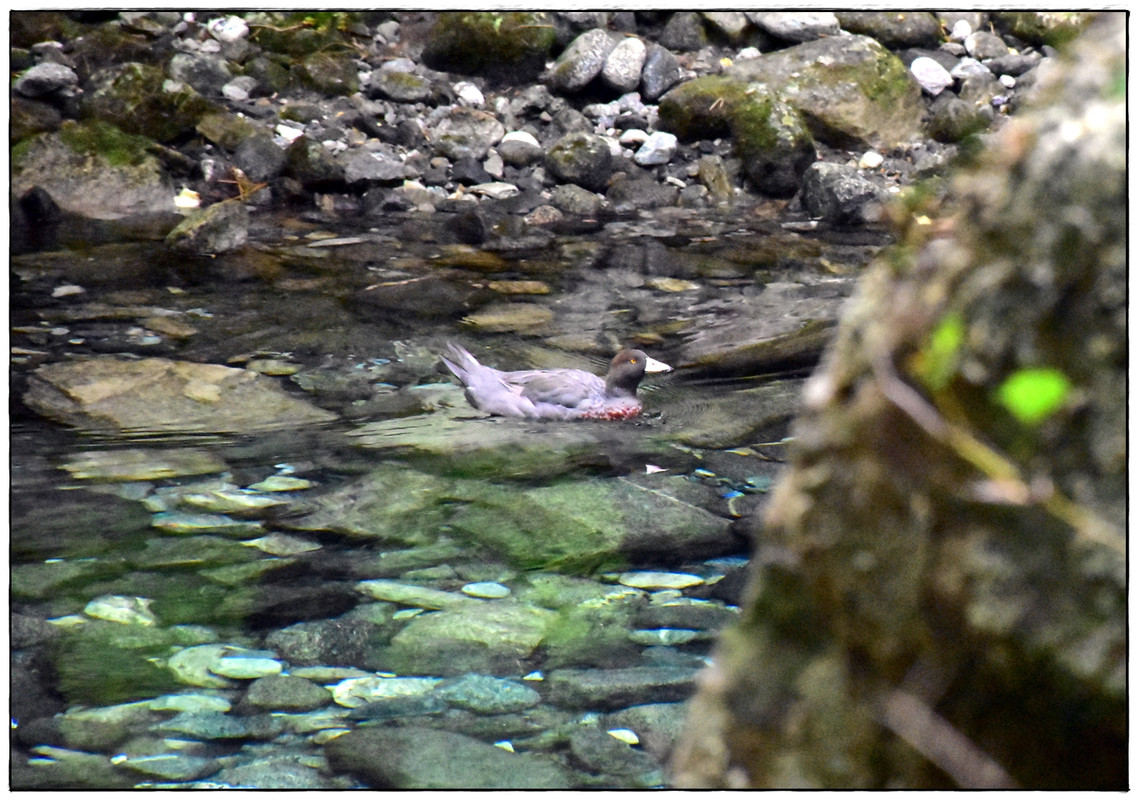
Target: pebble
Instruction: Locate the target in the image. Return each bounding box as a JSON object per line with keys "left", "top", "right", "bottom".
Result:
{"left": 247, "top": 475, "right": 316, "bottom": 492}
{"left": 330, "top": 676, "right": 443, "bottom": 708}
{"left": 634, "top": 131, "right": 678, "bottom": 166}
{"left": 83, "top": 594, "right": 158, "bottom": 626}
{"left": 628, "top": 628, "right": 702, "bottom": 646}
{"left": 210, "top": 655, "right": 284, "bottom": 679}
{"left": 149, "top": 693, "right": 233, "bottom": 713}
{"left": 607, "top": 728, "right": 640, "bottom": 745}
{"left": 858, "top": 150, "right": 884, "bottom": 169}
{"left": 243, "top": 533, "right": 322, "bottom": 556}
{"left": 618, "top": 571, "right": 705, "bottom": 590}
{"left": 910, "top": 56, "right": 954, "bottom": 96}
{"left": 460, "top": 581, "right": 511, "bottom": 598}
{"left": 167, "top": 645, "right": 238, "bottom": 689}
{"left": 151, "top": 511, "right": 264, "bottom": 537}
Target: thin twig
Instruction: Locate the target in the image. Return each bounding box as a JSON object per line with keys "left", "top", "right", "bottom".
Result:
{"left": 878, "top": 688, "right": 1019, "bottom": 789}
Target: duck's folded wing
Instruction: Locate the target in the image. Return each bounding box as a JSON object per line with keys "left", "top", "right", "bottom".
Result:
{"left": 513, "top": 371, "right": 596, "bottom": 409}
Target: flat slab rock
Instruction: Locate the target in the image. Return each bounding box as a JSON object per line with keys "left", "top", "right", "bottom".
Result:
{"left": 24, "top": 356, "right": 336, "bottom": 434}
{"left": 325, "top": 727, "right": 576, "bottom": 789}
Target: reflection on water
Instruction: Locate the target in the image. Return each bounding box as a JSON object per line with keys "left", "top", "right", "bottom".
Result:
{"left": 10, "top": 207, "right": 882, "bottom": 788}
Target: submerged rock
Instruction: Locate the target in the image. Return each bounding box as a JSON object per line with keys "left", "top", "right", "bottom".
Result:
{"left": 326, "top": 727, "right": 577, "bottom": 789}
{"left": 165, "top": 198, "right": 249, "bottom": 255}
{"left": 24, "top": 356, "right": 337, "bottom": 434}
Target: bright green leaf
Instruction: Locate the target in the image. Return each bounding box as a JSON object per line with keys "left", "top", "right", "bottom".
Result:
{"left": 995, "top": 367, "right": 1072, "bottom": 424}
{"left": 915, "top": 311, "right": 965, "bottom": 390}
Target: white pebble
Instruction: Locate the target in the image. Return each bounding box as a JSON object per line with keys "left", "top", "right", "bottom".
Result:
{"left": 460, "top": 581, "right": 511, "bottom": 599}
{"left": 910, "top": 56, "right": 954, "bottom": 96}
{"left": 453, "top": 81, "right": 484, "bottom": 107}
{"left": 859, "top": 150, "right": 884, "bottom": 169}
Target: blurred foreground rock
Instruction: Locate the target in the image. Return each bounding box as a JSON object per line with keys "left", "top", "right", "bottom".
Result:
{"left": 670, "top": 13, "right": 1125, "bottom": 790}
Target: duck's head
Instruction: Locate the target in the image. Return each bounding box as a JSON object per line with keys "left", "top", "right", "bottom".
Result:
{"left": 605, "top": 350, "right": 672, "bottom": 396}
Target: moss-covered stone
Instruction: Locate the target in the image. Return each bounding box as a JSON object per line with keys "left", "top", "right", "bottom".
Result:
{"left": 991, "top": 11, "right": 1090, "bottom": 47}
{"left": 80, "top": 62, "right": 219, "bottom": 143}
{"left": 195, "top": 111, "right": 260, "bottom": 150}
{"left": 724, "top": 34, "right": 924, "bottom": 149}
{"left": 659, "top": 76, "right": 815, "bottom": 196}
{"left": 421, "top": 12, "right": 557, "bottom": 81}
{"left": 52, "top": 620, "right": 218, "bottom": 705}
{"left": 444, "top": 477, "right": 735, "bottom": 573}
{"left": 11, "top": 122, "right": 175, "bottom": 220}
{"left": 247, "top": 11, "right": 361, "bottom": 56}
{"left": 291, "top": 51, "right": 359, "bottom": 96}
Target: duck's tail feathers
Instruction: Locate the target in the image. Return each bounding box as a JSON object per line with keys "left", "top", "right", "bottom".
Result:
{"left": 441, "top": 342, "right": 479, "bottom": 382}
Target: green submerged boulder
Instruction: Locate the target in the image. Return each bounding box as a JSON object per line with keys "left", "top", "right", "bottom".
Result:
{"left": 445, "top": 476, "right": 736, "bottom": 573}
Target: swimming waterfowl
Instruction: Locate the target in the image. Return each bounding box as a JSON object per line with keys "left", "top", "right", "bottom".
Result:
{"left": 441, "top": 342, "right": 672, "bottom": 420}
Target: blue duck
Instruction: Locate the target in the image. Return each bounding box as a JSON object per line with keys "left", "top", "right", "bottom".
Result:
{"left": 442, "top": 342, "right": 672, "bottom": 420}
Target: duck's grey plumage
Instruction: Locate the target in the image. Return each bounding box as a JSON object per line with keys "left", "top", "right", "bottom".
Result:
{"left": 441, "top": 342, "right": 671, "bottom": 420}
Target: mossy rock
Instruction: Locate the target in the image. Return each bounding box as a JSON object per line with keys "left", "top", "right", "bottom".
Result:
{"left": 991, "top": 11, "right": 1090, "bottom": 47}
{"left": 659, "top": 77, "right": 815, "bottom": 196}
{"left": 657, "top": 75, "right": 746, "bottom": 141}
{"left": 11, "top": 121, "right": 175, "bottom": 220}
{"left": 724, "top": 34, "right": 923, "bottom": 149}
{"left": 195, "top": 111, "right": 260, "bottom": 150}
{"left": 247, "top": 11, "right": 361, "bottom": 56}
{"left": 81, "top": 62, "right": 219, "bottom": 143}
{"left": 444, "top": 477, "right": 735, "bottom": 573}
{"left": 421, "top": 12, "right": 557, "bottom": 81}
{"left": 52, "top": 621, "right": 217, "bottom": 705}
{"left": 291, "top": 51, "right": 359, "bottom": 96}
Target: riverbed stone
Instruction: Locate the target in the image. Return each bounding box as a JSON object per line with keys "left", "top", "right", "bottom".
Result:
{"left": 658, "top": 78, "right": 815, "bottom": 197}
{"left": 265, "top": 617, "right": 391, "bottom": 670}
{"left": 601, "top": 36, "right": 647, "bottom": 93}
{"left": 165, "top": 198, "right": 249, "bottom": 255}
{"left": 242, "top": 675, "right": 332, "bottom": 711}
{"left": 81, "top": 62, "right": 218, "bottom": 143}
{"left": 835, "top": 11, "right": 944, "bottom": 49}
{"left": 434, "top": 674, "right": 542, "bottom": 714}
{"left": 379, "top": 601, "right": 555, "bottom": 676}
{"left": 24, "top": 356, "right": 337, "bottom": 434}
{"left": 639, "top": 44, "right": 682, "bottom": 101}
{"left": 568, "top": 724, "right": 664, "bottom": 784}
{"left": 168, "top": 52, "right": 233, "bottom": 95}
{"left": 445, "top": 476, "right": 737, "bottom": 572}
{"left": 429, "top": 108, "right": 505, "bottom": 161}
{"left": 282, "top": 463, "right": 449, "bottom": 546}
{"left": 800, "top": 162, "right": 890, "bottom": 225}
{"left": 748, "top": 11, "right": 839, "bottom": 42}
{"left": 421, "top": 11, "right": 556, "bottom": 82}
{"left": 326, "top": 727, "right": 577, "bottom": 789}
{"left": 545, "top": 131, "right": 615, "bottom": 192}
{"left": 14, "top": 61, "right": 79, "bottom": 97}
{"left": 725, "top": 34, "right": 924, "bottom": 149}
{"left": 546, "top": 28, "right": 617, "bottom": 93}
{"left": 544, "top": 666, "right": 700, "bottom": 710}
{"left": 602, "top": 702, "right": 688, "bottom": 761}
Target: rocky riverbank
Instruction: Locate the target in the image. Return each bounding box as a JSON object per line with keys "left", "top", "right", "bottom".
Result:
{"left": 12, "top": 11, "right": 1084, "bottom": 253}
